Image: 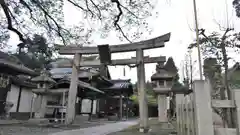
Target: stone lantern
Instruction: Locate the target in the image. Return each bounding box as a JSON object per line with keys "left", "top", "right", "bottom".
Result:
{"left": 31, "top": 70, "right": 56, "bottom": 118}
{"left": 151, "top": 62, "right": 175, "bottom": 122}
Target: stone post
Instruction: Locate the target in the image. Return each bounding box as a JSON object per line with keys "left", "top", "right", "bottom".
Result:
{"left": 35, "top": 84, "right": 48, "bottom": 118}
{"left": 193, "top": 80, "right": 214, "bottom": 135}
{"left": 175, "top": 94, "right": 184, "bottom": 135}
{"left": 158, "top": 94, "right": 167, "bottom": 122}
{"left": 39, "top": 95, "right": 47, "bottom": 118}
{"left": 233, "top": 89, "right": 240, "bottom": 134}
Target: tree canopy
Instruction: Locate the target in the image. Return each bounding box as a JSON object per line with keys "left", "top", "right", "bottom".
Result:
{"left": 12, "top": 34, "right": 55, "bottom": 71}
{"left": 164, "top": 57, "right": 180, "bottom": 81}
{"left": 164, "top": 57, "right": 178, "bottom": 73}
{"left": 233, "top": 0, "right": 240, "bottom": 18}
{"left": 0, "top": 0, "right": 157, "bottom": 49}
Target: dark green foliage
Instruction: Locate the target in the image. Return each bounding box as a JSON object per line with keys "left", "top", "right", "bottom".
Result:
{"left": 164, "top": 57, "right": 178, "bottom": 74}
{"left": 189, "top": 30, "right": 240, "bottom": 66}
{"left": 233, "top": 0, "right": 240, "bottom": 17}
{"left": 13, "top": 34, "right": 55, "bottom": 71}
{"left": 164, "top": 57, "right": 180, "bottom": 82}
{"left": 145, "top": 81, "right": 154, "bottom": 95}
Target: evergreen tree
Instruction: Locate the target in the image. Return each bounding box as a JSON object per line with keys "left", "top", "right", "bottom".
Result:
{"left": 164, "top": 57, "right": 178, "bottom": 74}
{"left": 164, "top": 57, "right": 180, "bottom": 81}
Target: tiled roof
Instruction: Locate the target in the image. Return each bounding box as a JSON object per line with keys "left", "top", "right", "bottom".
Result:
{"left": 11, "top": 76, "right": 37, "bottom": 88}
{"left": 151, "top": 70, "right": 176, "bottom": 81}
{"left": 51, "top": 76, "right": 104, "bottom": 94}
{"left": 100, "top": 79, "right": 133, "bottom": 95}
{"left": 0, "top": 51, "right": 37, "bottom": 76}
{"left": 49, "top": 68, "right": 100, "bottom": 79}
{"left": 31, "top": 74, "right": 56, "bottom": 84}
{"left": 109, "top": 82, "right": 132, "bottom": 89}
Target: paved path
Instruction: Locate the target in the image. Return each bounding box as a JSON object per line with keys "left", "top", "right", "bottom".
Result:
{"left": 0, "top": 119, "right": 22, "bottom": 125}
{"left": 50, "top": 120, "right": 138, "bottom": 135}
{"left": 0, "top": 120, "right": 118, "bottom": 135}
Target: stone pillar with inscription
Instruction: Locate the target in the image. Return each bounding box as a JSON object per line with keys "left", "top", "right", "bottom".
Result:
{"left": 31, "top": 70, "right": 56, "bottom": 118}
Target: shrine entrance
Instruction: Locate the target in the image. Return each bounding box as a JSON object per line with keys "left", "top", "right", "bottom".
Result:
{"left": 58, "top": 32, "right": 171, "bottom": 131}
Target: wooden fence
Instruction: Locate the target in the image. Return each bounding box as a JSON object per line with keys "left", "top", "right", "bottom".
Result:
{"left": 176, "top": 93, "right": 195, "bottom": 135}
{"left": 176, "top": 80, "right": 240, "bottom": 135}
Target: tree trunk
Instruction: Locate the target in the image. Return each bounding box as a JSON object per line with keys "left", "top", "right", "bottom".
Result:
{"left": 221, "top": 41, "right": 234, "bottom": 128}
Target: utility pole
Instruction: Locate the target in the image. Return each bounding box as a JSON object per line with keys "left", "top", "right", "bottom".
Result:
{"left": 193, "top": 0, "right": 203, "bottom": 80}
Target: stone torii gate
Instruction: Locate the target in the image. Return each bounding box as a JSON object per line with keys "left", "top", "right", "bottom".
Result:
{"left": 58, "top": 33, "right": 171, "bottom": 131}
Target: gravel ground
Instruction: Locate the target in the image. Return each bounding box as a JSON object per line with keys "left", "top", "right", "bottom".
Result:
{"left": 0, "top": 125, "right": 65, "bottom": 135}
{"left": 107, "top": 119, "right": 176, "bottom": 135}
{"left": 0, "top": 120, "right": 116, "bottom": 135}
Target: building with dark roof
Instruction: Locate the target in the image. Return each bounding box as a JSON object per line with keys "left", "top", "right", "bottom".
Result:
{"left": 29, "top": 58, "right": 134, "bottom": 121}
{"left": 0, "top": 51, "right": 38, "bottom": 120}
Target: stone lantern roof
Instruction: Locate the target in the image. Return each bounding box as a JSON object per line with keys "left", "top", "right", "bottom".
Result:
{"left": 151, "top": 62, "right": 176, "bottom": 81}
{"left": 31, "top": 70, "right": 56, "bottom": 84}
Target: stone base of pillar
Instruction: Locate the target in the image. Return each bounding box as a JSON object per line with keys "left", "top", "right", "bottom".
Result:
{"left": 139, "top": 127, "right": 150, "bottom": 133}
{"left": 34, "top": 112, "right": 42, "bottom": 118}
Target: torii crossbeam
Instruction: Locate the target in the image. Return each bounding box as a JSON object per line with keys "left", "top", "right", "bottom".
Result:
{"left": 58, "top": 33, "right": 170, "bottom": 54}
{"left": 54, "top": 56, "right": 166, "bottom": 67}
{"left": 58, "top": 33, "right": 171, "bottom": 132}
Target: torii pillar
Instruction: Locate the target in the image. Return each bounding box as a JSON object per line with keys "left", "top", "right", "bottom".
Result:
{"left": 65, "top": 53, "right": 81, "bottom": 124}
{"left": 136, "top": 49, "right": 148, "bottom": 131}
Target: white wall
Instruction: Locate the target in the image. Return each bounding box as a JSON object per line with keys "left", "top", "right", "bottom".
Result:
{"left": 81, "top": 99, "right": 97, "bottom": 114}
{"left": 6, "top": 85, "right": 34, "bottom": 113}
{"left": 6, "top": 85, "right": 19, "bottom": 112}
{"left": 19, "top": 88, "right": 33, "bottom": 112}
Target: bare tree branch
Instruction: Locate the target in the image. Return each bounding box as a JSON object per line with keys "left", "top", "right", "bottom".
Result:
{"left": 0, "top": 0, "right": 26, "bottom": 43}
{"left": 89, "top": 0, "right": 102, "bottom": 20}
{"left": 221, "top": 28, "right": 234, "bottom": 42}
{"left": 116, "top": 24, "right": 132, "bottom": 43}
{"left": 119, "top": 4, "right": 140, "bottom": 19}
{"left": 213, "top": 18, "right": 226, "bottom": 31}
{"left": 111, "top": 0, "right": 132, "bottom": 42}
{"left": 44, "top": 14, "right": 53, "bottom": 31}
{"left": 66, "top": 0, "right": 87, "bottom": 12}
{"left": 199, "top": 28, "right": 216, "bottom": 46}
{"left": 85, "top": 0, "right": 95, "bottom": 18}
{"left": 20, "top": 0, "right": 32, "bottom": 13}
{"left": 31, "top": 0, "right": 66, "bottom": 45}
{"left": 111, "top": 0, "right": 122, "bottom": 26}
{"left": 19, "top": 0, "right": 36, "bottom": 21}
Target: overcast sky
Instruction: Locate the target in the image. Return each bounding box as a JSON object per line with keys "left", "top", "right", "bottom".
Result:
{"left": 6, "top": 0, "right": 240, "bottom": 83}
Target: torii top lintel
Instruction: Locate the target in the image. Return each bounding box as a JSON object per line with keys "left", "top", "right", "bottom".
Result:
{"left": 59, "top": 33, "right": 171, "bottom": 55}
